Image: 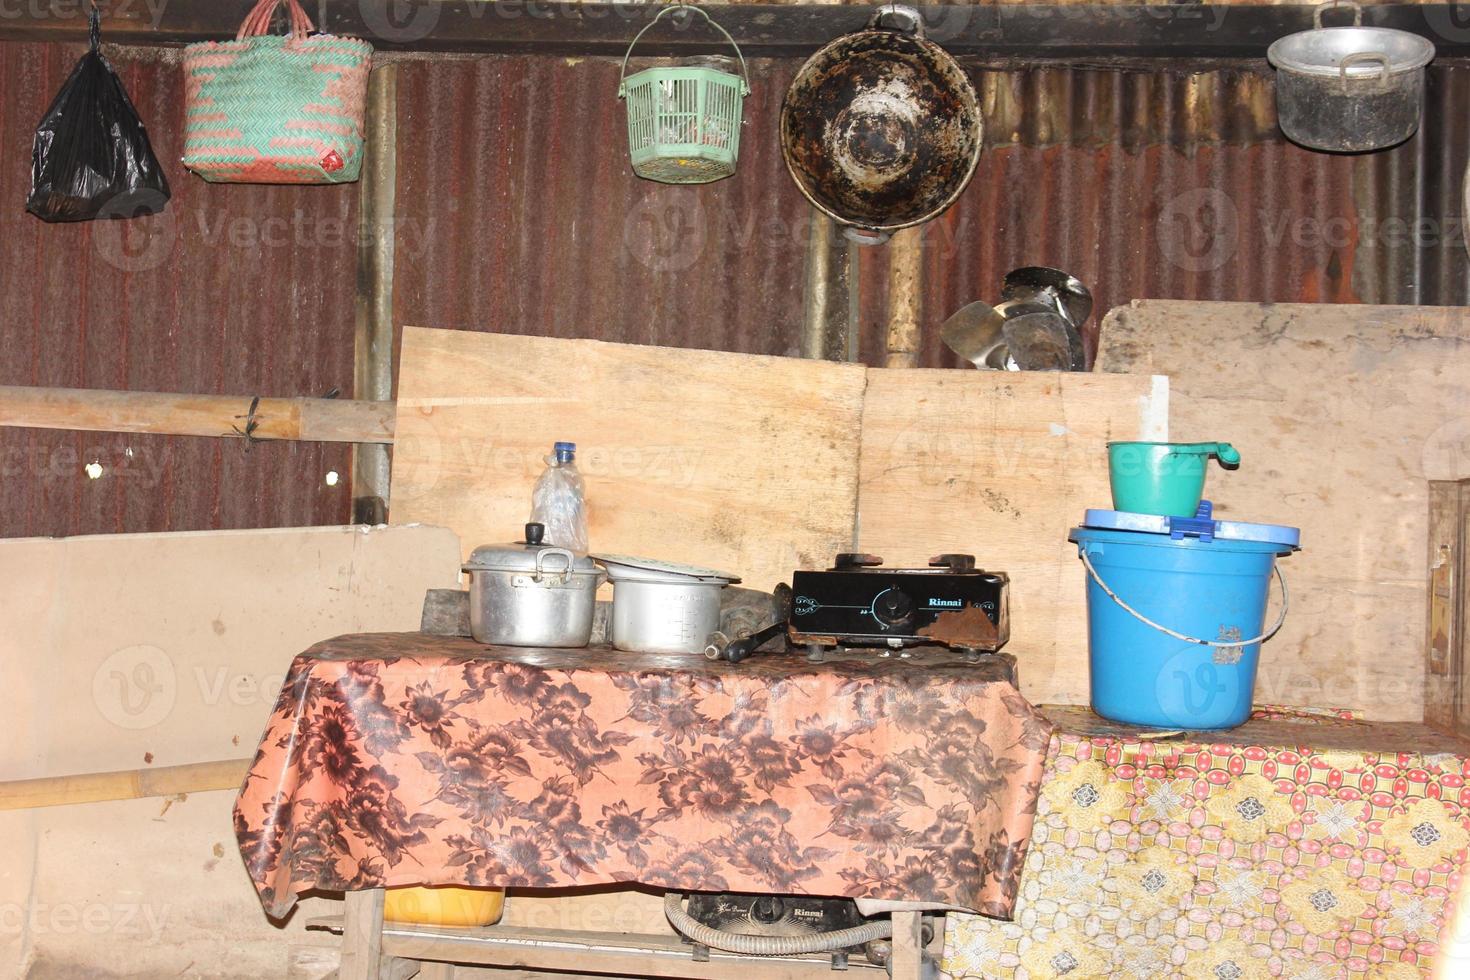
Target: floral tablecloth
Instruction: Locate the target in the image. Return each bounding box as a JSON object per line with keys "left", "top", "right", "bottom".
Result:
{"left": 234, "top": 632, "right": 1051, "bottom": 919}
{"left": 941, "top": 705, "right": 1470, "bottom": 979}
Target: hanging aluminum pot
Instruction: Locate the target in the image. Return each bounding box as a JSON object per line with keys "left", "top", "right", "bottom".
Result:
{"left": 1267, "top": 1, "right": 1434, "bottom": 153}
{"left": 781, "top": 4, "right": 982, "bottom": 245}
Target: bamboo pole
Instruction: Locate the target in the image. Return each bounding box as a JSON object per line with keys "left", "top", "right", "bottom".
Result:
{"left": 0, "top": 386, "right": 395, "bottom": 445}
{"left": 885, "top": 227, "right": 924, "bottom": 368}
{"left": 0, "top": 758, "right": 253, "bottom": 810}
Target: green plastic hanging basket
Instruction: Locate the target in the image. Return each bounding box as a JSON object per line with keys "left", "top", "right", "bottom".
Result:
{"left": 618, "top": 5, "right": 751, "bottom": 184}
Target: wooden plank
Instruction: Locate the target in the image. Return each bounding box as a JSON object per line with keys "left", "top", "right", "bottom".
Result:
{"left": 1099, "top": 301, "right": 1470, "bottom": 722}
{"left": 341, "top": 890, "right": 387, "bottom": 980}
{"left": 889, "top": 911, "right": 923, "bottom": 980}
{"left": 855, "top": 369, "right": 1167, "bottom": 706}
{"left": 6, "top": 3, "right": 1470, "bottom": 61}
{"left": 1425, "top": 482, "right": 1464, "bottom": 733}
{"left": 391, "top": 328, "right": 868, "bottom": 593}
{"left": 0, "top": 385, "right": 394, "bottom": 445}
{"left": 0, "top": 758, "right": 250, "bottom": 811}
{"left": 377, "top": 923, "right": 883, "bottom": 980}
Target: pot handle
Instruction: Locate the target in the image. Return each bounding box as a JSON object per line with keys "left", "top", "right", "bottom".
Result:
{"left": 869, "top": 3, "right": 925, "bottom": 40}
{"left": 1314, "top": 0, "right": 1362, "bottom": 29}
{"left": 1339, "top": 50, "right": 1390, "bottom": 92}
{"left": 534, "top": 547, "right": 576, "bottom": 583}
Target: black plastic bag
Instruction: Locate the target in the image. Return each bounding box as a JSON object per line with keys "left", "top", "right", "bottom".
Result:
{"left": 26, "top": 9, "right": 170, "bottom": 223}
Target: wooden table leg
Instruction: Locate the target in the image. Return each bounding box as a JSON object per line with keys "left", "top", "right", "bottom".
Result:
{"left": 341, "top": 889, "right": 386, "bottom": 980}
{"left": 890, "top": 909, "right": 924, "bottom": 979}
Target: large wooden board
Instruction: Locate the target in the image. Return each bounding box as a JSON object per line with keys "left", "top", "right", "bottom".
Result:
{"left": 1100, "top": 301, "right": 1470, "bottom": 722}
{"left": 855, "top": 370, "right": 1168, "bottom": 706}
{"left": 0, "top": 523, "right": 463, "bottom": 980}
{"left": 393, "top": 328, "right": 1166, "bottom": 707}
{"left": 392, "top": 327, "right": 870, "bottom": 592}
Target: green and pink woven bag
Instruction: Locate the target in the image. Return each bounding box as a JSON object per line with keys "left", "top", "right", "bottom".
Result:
{"left": 182, "top": 0, "right": 372, "bottom": 184}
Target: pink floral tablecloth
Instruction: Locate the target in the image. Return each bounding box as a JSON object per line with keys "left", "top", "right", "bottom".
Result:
{"left": 942, "top": 705, "right": 1470, "bottom": 979}
{"left": 234, "top": 633, "right": 1052, "bottom": 919}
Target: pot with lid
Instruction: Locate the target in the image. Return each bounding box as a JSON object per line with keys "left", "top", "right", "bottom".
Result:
{"left": 595, "top": 554, "right": 740, "bottom": 655}
{"left": 462, "top": 523, "right": 605, "bottom": 647}
{"left": 1267, "top": 1, "right": 1434, "bottom": 153}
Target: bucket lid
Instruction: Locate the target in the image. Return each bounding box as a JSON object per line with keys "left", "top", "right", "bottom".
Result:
{"left": 1081, "top": 502, "right": 1300, "bottom": 549}
{"left": 593, "top": 553, "right": 740, "bottom": 585}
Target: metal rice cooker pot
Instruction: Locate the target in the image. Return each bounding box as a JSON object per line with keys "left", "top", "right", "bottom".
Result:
{"left": 595, "top": 555, "right": 740, "bottom": 655}
{"left": 462, "top": 524, "right": 604, "bottom": 647}
{"left": 1267, "top": 1, "right": 1434, "bottom": 153}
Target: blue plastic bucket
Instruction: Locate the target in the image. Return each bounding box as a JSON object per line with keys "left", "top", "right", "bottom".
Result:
{"left": 1069, "top": 509, "right": 1298, "bottom": 729}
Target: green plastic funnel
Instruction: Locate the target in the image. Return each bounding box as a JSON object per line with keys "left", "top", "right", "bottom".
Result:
{"left": 1107, "top": 441, "right": 1241, "bottom": 517}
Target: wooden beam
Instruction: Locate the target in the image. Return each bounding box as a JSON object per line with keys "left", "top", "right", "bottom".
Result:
{"left": 0, "top": 758, "right": 251, "bottom": 810}
{"left": 0, "top": 385, "right": 395, "bottom": 445}
{"left": 7, "top": 3, "right": 1470, "bottom": 60}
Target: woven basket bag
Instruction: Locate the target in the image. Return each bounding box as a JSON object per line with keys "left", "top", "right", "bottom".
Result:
{"left": 182, "top": 0, "right": 372, "bottom": 184}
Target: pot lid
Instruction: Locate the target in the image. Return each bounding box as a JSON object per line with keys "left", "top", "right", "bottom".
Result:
{"left": 593, "top": 553, "right": 740, "bottom": 584}
{"left": 464, "top": 523, "right": 601, "bottom": 574}
{"left": 1080, "top": 505, "right": 1300, "bottom": 549}
{"left": 1268, "top": 26, "right": 1433, "bottom": 77}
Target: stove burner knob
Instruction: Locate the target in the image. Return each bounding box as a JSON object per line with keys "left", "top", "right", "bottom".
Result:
{"left": 873, "top": 589, "right": 914, "bottom": 626}
{"left": 751, "top": 896, "right": 785, "bottom": 923}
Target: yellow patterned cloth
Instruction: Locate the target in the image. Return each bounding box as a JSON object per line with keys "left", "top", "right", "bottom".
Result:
{"left": 942, "top": 706, "right": 1470, "bottom": 979}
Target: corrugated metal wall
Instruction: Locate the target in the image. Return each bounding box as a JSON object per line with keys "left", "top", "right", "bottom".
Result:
{"left": 0, "top": 43, "right": 357, "bottom": 537}
{"left": 3, "top": 46, "right": 1467, "bottom": 535}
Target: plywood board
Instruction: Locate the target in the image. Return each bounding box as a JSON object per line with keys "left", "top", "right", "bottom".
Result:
{"left": 0, "top": 524, "right": 462, "bottom": 781}
{"left": 855, "top": 370, "right": 1168, "bottom": 706}
{"left": 392, "top": 327, "right": 869, "bottom": 592}
{"left": 1100, "top": 301, "right": 1470, "bottom": 722}
{"left": 0, "top": 523, "right": 463, "bottom": 980}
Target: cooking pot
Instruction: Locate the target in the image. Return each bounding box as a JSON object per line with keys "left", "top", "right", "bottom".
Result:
{"left": 596, "top": 554, "right": 739, "bottom": 655}
{"left": 1267, "top": 1, "right": 1434, "bottom": 153}
{"left": 781, "top": 4, "right": 982, "bottom": 244}
{"left": 462, "top": 524, "right": 604, "bottom": 647}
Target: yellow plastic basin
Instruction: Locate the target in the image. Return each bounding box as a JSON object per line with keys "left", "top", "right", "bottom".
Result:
{"left": 383, "top": 885, "right": 505, "bottom": 927}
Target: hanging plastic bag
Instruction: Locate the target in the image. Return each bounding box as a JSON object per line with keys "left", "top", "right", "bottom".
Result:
{"left": 26, "top": 7, "right": 170, "bottom": 223}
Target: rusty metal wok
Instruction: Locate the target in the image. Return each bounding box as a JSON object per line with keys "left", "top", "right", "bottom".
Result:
{"left": 781, "top": 4, "right": 982, "bottom": 245}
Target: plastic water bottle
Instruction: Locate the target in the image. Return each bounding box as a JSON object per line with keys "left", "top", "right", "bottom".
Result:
{"left": 530, "top": 441, "right": 588, "bottom": 554}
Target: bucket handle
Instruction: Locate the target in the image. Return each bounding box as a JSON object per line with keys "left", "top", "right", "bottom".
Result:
{"left": 618, "top": 4, "right": 751, "bottom": 99}
{"left": 1315, "top": 0, "right": 1362, "bottom": 29}
{"left": 1079, "top": 550, "right": 1290, "bottom": 649}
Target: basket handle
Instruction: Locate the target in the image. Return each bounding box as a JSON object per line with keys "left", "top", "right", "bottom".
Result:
{"left": 1079, "top": 549, "right": 1290, "bottom": 649}
{"left": 618, "top": 4, "right": 751, "bottom": 99}
{"left": 1314, "top": 0, "right": 1362, "bottom": 29}
{"left": 237, "top": 0, "right": 314, "bottom": 41}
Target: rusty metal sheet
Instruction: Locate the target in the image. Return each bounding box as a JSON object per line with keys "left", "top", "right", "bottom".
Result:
{"left": 0, "top": 42, "right": 356, "bottom": 537}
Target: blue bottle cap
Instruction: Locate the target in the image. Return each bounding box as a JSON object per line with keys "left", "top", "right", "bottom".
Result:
{"left": 553, "top": 441, "right": 576, "bottom": 462}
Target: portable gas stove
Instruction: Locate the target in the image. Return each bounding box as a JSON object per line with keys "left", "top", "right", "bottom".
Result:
{"left": 788, "top": 553, "right": 1008, "bottom": 661}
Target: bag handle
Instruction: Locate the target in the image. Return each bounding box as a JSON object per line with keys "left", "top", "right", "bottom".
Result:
{"left": 236, "top": 0, "right": 314, "bottom": 41}
{"left": 1079, "top": 549, "right": 1290, "bottom": 649}
{"left": 618, "top": 4, "right": 751, "bottom": 99}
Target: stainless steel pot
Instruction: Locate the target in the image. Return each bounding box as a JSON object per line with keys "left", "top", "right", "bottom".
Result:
{"left": 1267, "top": 2, "right": 1434, "bottom": 153}
{"left": 596, "top": 555, "right": 739, "bottom": 655}
{"left": 462, "top": 524, "right": 605, "bottom": 647}
{"left": 781, "top": 4, "right": 982, "bottom": 244}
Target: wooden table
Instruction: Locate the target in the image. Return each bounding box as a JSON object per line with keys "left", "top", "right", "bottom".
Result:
{"left": 331, "top": 890, "right": 933, "bottom": 979}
